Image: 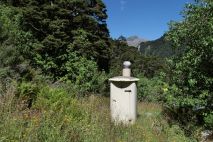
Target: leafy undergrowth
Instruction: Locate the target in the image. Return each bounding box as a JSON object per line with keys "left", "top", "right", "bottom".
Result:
{"left": 0, "top": 85, "right": 197, "bottom": 142}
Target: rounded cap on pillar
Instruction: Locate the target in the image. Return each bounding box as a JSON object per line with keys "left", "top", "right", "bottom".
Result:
{"left": 123, "top": 61, "right": 131, "bottom": 77}
{"left": 123, "top": 61, "right": 131, "bottom": 68}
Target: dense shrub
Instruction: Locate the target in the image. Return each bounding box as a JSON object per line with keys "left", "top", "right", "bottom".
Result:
{"left": 58, "top": 52, "right": 108, "bottom": 95}
{"left": 165, "top": 0, "right": 213, "bottom": 128}
{"left": 204, "top": 112, "right": 213, "bottom": 129}
{"left": 16, "top": 82, "right": 40, "bottom": 109}
{"left": 0, "top": 5, "right": 39, "bottom": 82}
{"left": 137, "top": 74, "right": 167, "bottom": 102}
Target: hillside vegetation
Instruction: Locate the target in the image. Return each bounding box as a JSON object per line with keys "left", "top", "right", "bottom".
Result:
{"left": 0, "top": 0, "right": 212, "bottom": 141}
{"left": 139, "top": 35, "right": 174, "bottom": 57}
{"left": 0, "top": 84, "right": 196, "bottom": 142}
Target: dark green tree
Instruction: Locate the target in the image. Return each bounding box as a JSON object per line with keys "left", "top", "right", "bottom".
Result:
{"left": 0, "top": 5, "right": 36, "bottom": 82}
{"left": 3, "top": 0, "right": 111, "bottom": 78}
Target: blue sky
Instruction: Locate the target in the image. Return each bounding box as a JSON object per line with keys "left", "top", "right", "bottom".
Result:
{"left": 103, "top": 0, "right": 193, "bottom": 40}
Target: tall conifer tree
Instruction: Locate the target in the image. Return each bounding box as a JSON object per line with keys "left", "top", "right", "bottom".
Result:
{"left": 3, "top": 0, "right": 111, "bottom": 77}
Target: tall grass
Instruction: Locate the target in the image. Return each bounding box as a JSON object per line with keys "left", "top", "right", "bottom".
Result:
{"left": 0, "top": 83, "right": 197, "bottom": 142}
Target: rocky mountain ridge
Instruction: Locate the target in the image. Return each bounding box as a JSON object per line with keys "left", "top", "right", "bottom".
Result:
{"left": 126, "top": 36, "right": 147, "bottom": 47}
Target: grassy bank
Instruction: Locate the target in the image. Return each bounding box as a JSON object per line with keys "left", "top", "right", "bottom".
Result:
{"left": 0, "top": 84, "right": 197, "bottom": 142}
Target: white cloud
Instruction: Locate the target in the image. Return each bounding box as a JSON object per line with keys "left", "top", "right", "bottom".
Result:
{"left": 120, "top": 0, "right": 127, "bottom": 11}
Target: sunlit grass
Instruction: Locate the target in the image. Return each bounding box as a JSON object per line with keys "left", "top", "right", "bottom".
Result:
{"left": 0, "top": 86, "right": 196, "bottom": 142}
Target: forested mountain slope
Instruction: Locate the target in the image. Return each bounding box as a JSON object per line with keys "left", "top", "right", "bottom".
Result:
{"left": 139, "top": 35, "right": 177, "bottom": 57}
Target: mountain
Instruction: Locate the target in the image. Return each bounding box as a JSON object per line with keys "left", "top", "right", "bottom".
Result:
{"left": 139, "top": 35, "right": 178, "bottom": 57}
{"left": 126, "top": 36, "right": 147, "bottom": 47}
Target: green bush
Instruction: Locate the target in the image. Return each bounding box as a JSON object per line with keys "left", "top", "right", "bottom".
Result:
{"left": 34, "top": 86, "right": 75, "bottom": 110}
{"left": 16, "top": 82, "right": 40, "bottom": 109}
{"left": 165, "top": 0, "right": 213, "bottom": 128}
{"left": 204, "top": 112, "right": 213, "bottom": 129}
{"left": 59, "top": 52, "right": 108, "bottom": 96}
{"left": 0, "top": 5, "right": 38, "bottom": 82}
{"left": 137, "top": 74, "right": 167, "bottom": 102}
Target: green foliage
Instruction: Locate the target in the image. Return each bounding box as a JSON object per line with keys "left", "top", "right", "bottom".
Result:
{"left": 0, "top": 5, "right": 37, "bottom": 81}
{"left": 60, "top": 52, "right": 107, "bottom": 95}
{"left": 137, "top": 74, "right": 167, "bottom": 102}
{"left": 0, "top": 3, "right": 109, "bottom": 96}
{"left": 204, "top": 112, "right": 213, "bottom": 129}
{"left": 3, "top": 0, "right": 111, "bottom": 77}
{"left": 34, "top": 86, "right": 77, "bottom": 113}
{"left": 139, "top": 35, "right": 180, "bottom": 57}
{"left": 165, "top": 0, "right": 213, "bottom": 128}
{"left": 16, "top": 82, "right": 40, "bottom": 108}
